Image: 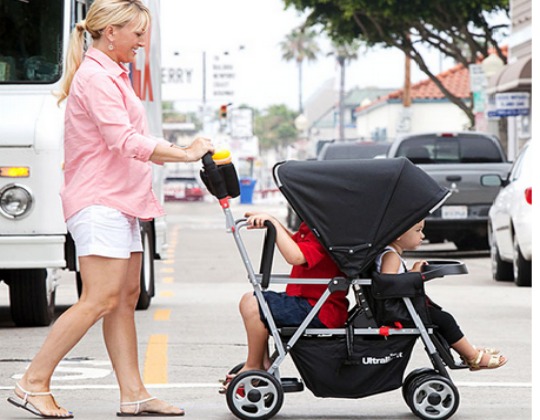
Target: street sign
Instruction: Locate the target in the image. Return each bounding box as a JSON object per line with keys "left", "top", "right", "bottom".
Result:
{"left": 161, "top": 51, "right": 202, "bottom": 102}
{"left": 230, "top": 108, "right": 253, "bottom": 138}
{"left": 210, "top": 54, "right": 235, "bottom": 102}
{"left": 469, "top": 64, "right": 486, "bottom": 92}
{"left": 494, "top": 92, "right": 530, "bottom": 117}
{"left": 161, "top": 50, "right": 238, "bottom": 105}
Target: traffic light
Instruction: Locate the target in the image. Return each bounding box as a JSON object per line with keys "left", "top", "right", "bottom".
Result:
{"left": 219, "top": 104, "right": 227, "bottom": 119}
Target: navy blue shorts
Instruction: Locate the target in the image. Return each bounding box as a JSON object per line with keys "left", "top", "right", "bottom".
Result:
{"left": 258, "top": 291, "right": 325, "bottom": 329}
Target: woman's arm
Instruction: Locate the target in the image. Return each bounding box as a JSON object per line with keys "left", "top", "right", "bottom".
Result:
{"left": 149, "top": 137, "right": 214, "bottom": 163}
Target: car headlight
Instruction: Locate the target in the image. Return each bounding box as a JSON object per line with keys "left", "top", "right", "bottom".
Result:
{"left": 0, "top": 183, "right": 34, "bottom": 219}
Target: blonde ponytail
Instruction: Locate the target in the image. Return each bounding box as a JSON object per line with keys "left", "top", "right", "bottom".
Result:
{"left": 55, "top": 21, "right": 87, "bottom": 104}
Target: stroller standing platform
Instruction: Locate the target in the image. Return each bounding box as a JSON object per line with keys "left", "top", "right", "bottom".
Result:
{"left": 201, "top": 155, "right": 469, "bottom": 420}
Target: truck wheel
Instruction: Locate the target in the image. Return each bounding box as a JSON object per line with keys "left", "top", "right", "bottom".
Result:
{"left": 513, "top": 237, "right": 531, "bottom": 287}
{"left": 136, "top": 222, "right": 155, "bottom": 310}
{"left": 9, "top": 269, "right": 56, "bottom": 327}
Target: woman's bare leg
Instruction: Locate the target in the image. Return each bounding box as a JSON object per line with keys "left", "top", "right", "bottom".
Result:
{"left": 102, "top": 252, "right": 183, "bottom": 415}
{"left": 15, "top": 255, "right": 127, "bottom": 417}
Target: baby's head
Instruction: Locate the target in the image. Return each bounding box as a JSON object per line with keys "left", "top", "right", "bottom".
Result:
{"left": 394, "top": 219, "right": 425, "bottom": 251}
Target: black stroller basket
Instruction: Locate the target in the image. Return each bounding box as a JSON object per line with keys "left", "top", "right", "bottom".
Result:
{"left": 202, "top": 156, "right": 470, "bottom": 420}
{"left": 289, "top": 329, "right": 417, "bottom": 399}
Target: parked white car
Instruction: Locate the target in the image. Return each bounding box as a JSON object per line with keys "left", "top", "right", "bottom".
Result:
{"left": 485, "top": 141, "right": 532, "bottom": 286}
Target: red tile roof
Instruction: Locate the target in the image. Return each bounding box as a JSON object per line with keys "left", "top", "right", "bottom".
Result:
{"left": 389, "top": 64, "right": 470, "bottom": 101}
{"left": 356, "top": 63, "right": 470, "bottom": 112}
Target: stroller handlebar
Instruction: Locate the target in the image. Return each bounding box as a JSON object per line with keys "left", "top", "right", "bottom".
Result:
{"left": 201, "top": 152, "right": 215, "bottom": 168}
{"left": 200, "top": 151, "right": 240, "bottom": 200}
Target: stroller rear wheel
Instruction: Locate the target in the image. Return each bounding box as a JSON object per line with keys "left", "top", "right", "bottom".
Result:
{"left": 226, "top": 370, "right": 284, "bottom": 420}
{"left": 407, "top": 374, "right": 459, "bottom": 420}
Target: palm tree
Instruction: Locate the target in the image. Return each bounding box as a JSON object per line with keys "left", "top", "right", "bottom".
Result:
{"left": 329, "top": 39, "right": 361, "bottom": 141}
{"left": 280, "top": 28, "right": 320, "bottom": 113}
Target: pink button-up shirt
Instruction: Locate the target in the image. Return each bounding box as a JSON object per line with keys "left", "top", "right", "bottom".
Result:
{"left": 61, "top": 47, "right": 169, "bottom": 221}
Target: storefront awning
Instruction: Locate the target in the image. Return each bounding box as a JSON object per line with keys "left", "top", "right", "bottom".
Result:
{"left": 487, "top": 56, "right": 532, "bottom": 94}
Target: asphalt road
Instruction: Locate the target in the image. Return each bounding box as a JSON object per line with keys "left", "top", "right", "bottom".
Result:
{"left": 0, "top": 198, "right": 533, "bottom": 420}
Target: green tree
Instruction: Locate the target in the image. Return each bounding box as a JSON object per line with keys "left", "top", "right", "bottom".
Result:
{"left": 283, "top": 0, "right": 509, "bottom": 127}
{"left": 329, "top": 38, "right": 362, "bottom": 141}
{"left": 254, "top": 105, "right": 298, "bottom": 151}
{"left": 280, "top": 28, "right": 321, "bottom": 113}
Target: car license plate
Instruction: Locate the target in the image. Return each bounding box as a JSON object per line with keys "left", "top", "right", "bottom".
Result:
{"left": 442, "top": 205, "right": 467, "bottom": 219}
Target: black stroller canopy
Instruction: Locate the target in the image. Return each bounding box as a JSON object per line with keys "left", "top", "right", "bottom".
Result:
{"left": 273, "top": 157, "right": 450, "bottom": 277}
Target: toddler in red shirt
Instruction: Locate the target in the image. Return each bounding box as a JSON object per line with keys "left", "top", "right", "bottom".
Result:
{"left": 219, "top": 211, "right": 348, "bottom": 393}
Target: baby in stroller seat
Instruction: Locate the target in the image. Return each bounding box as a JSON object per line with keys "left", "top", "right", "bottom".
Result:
{"left": 376, "top": 219, "right": 507, "bottom": 371}
{"left": 219, "top": 211, "right": 349, "bottom": 393}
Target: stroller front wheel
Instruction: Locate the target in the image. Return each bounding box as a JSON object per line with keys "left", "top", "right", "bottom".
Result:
{"left": 408, "top": 374, "right": 459, "bottom": 420}
{"left": 226, "top": 370, "right": 284, "bottom": 420}
{"left": 402, "top": 368, "right": 438, "bottom": 408}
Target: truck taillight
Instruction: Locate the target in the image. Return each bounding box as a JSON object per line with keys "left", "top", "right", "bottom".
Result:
{"left": 0, "top": 167, "right": 30, "bottom": 178}
{"left": 525, "top": 187, "right": 532, "bottom": 205}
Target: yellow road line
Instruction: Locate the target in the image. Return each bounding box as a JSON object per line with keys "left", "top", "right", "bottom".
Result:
{"left": 160, "top": 290, "right": 174, "bottom": 298}
{"left": 162, "top": 277, "right": 174, "bottom": 284}
{"left": 160, "top": 267, "right": 174, "bottom": 273}
{"left": 143, "top": 334, "right": 168, "bottom": 384}
{"left": 154, "top": 309, "right": 171, "bottom": 321}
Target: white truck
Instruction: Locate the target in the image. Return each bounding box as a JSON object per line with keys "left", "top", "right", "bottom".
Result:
{"left": 0, "top": 0, "right": 166, "bottom": 326}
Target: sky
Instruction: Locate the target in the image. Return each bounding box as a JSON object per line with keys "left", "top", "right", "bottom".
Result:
{"left": 159, "top": 0, "right": 456, "bottom": 113}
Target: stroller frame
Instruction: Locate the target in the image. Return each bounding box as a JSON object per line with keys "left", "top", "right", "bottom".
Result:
{"left": 220, "top": 205, "right": 467, "bottom": 420}
{"left": 201, "top": 156, "right": 469, "bottom": 420}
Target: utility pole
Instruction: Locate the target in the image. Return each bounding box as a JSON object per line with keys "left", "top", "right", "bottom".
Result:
{"left": 397, "top": 34, "right": 412, "bottom": 135}
{"left": 403, "top": 53, "right": 411, "bottom": 108}
{"left": 338, "top": 56, "right": 346, "bottom": 141}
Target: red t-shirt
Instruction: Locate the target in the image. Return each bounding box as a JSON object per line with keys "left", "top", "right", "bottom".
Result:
{"left": 286, "top": 223, "right": 349, "bottom": 328}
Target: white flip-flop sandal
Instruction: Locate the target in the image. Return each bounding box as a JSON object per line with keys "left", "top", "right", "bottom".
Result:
{"left": 7, "top": 383, "right": 73, "bottom": 419}
{"left": 116, "top": 396, "right": 185, "bottom": 417}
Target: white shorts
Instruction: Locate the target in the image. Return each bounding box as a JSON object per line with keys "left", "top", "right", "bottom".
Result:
{"left": 67, "top": 205, "right": 143, "bottom": 259}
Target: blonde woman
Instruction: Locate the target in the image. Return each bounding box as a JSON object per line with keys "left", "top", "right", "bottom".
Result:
{"left": 7, "top": 0, "right": 213, "bottom": 417}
